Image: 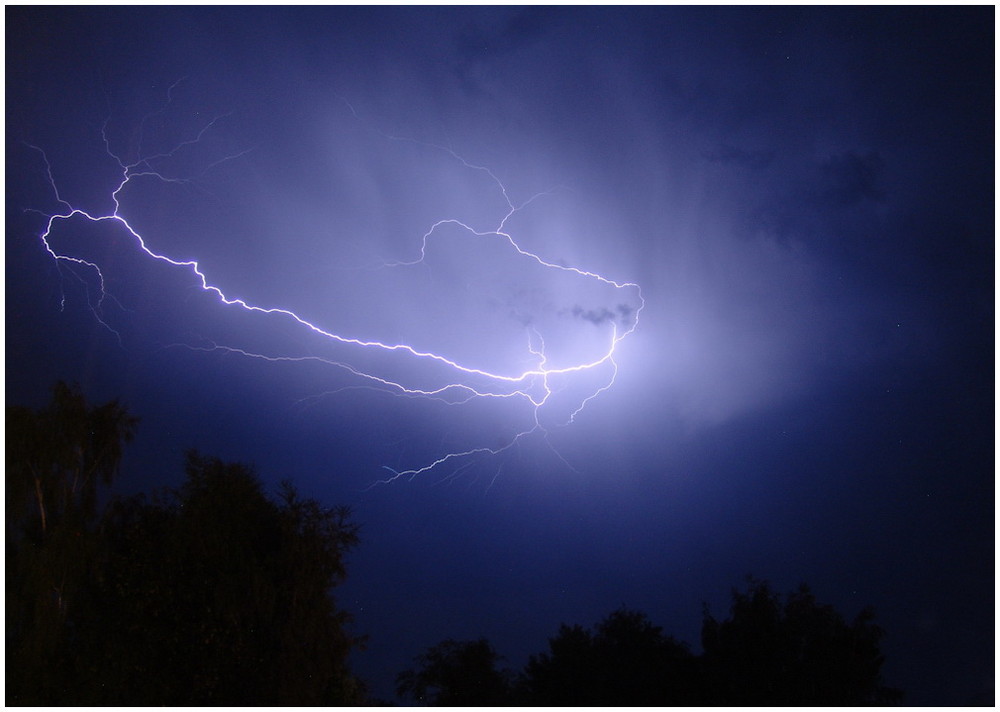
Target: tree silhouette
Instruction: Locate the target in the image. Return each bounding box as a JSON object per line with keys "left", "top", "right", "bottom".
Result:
{"left": 397, "top": 638, "right": 513, "bottom": 705}
{"left": 520, "top": 608, "right": 700, "bottom": 705}
{"left": 400, "top": 580, "right": 902, "bottom": 706}
{"left": 7, "top": 380, "right": 138, "bottom": 537}
{"left": 700, "top": 578, "right": 903, "bottom": 705}
{"left": 77, "top": 451, "right": 365, "bottom": 705}
{"left": 7, "top": 383, "right": 366, "bottom": 705}
{"left": 6, "top": 381, "right": 138, "bottom": 703}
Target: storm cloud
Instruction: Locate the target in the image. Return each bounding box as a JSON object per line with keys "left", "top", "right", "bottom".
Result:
{"left": 6, "top": 7, "right": 991, "bottom": 705}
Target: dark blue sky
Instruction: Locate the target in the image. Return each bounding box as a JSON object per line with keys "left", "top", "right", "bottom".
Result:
{"left": 6, "top": 6, "right": 993, "bottom": 704}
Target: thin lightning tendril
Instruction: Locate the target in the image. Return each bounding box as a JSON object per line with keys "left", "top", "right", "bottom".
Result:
{"left": 26, "top": 91, "right": 644, "bottom": 487}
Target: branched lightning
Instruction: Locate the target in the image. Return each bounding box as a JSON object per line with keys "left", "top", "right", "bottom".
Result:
{"left": 25, "top": 88, "right": 644, "bottom": 487}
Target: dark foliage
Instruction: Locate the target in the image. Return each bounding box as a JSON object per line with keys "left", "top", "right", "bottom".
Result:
{"left": 7, "top": 385, "right": 365, "bottom": 705}
{"left": 75, "top": 452, "right": 366, "bottom": 705}
{"left": 6, "top": 382, "right": 138, "bottom": 703}
{"left": 521, "top": 608, "right": 700, "bottom": 705}
{"left": 396, "top": 638, "right": 512, "bottom": 705}
{"left": 701, "top": 578, "right": 903, "bottom": 705}
{"left": 7, "top": 380, "right": 138, "bottom": 538}
{"left": 401, "top": 581, "right": 901, "bottom": 706}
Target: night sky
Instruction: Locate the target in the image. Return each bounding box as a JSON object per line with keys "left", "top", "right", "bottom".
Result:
{"left": 6, "top": 6, "right": 994, "bottom": 705}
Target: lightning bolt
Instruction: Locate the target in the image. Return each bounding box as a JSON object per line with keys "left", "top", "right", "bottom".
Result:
{"left": 23, "top": 86, "right": 644, "bottom": 487}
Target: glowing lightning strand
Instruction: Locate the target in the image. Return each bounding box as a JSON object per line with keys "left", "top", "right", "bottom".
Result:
{"left": 27, "top": 93, "right": 644, "bottom": 486}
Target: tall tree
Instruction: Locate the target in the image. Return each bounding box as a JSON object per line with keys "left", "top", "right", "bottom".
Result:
{"left": 6, "top": 381, "right": 138, "bottom": 703}
{"left": 78, "top": 452, "right": 366, "bottom": 705}
{"left": 6, "top": 380, "right": 138, "bottom": 537}
{"left": 7, "top": 382, "right": 367, "bottom": 705}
